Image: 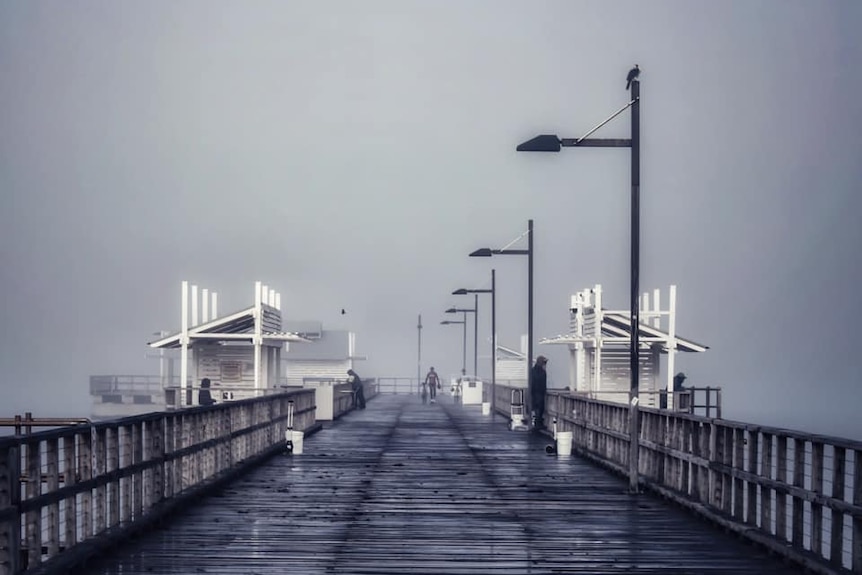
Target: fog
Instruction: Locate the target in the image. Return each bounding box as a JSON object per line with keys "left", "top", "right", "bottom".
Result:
{"left": 2, "top": 1, "right": 861, "bottom": 439}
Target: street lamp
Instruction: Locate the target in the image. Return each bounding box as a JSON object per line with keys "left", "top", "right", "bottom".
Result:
{"left": 470, "top": 219, "right": 533, "bottom": 413}
{"left": 445, "top": 302, "right": 477, "bottom": 378}
{"left": 453, "top": 269, "right": 496, "bottom": 411}
{"left": 516, "top": 72, "right": 641, "bottom": 492}
{"left": 440, "top": 319, "right": 467, "bottom": 376}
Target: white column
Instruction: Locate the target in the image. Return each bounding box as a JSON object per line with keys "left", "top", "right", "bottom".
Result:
{"left": 202, "top": 288, "right": 209, "bottom": 323}
{"left": 653, "top": 288, "right": 661, "bottom": 328}
{"left": 180, "top": 281, "right": 189, "bottom": 408}
{"left": 594, "top": 284, "right": 603, "bottom": 394}
{"left": 191, "top": 284, "right": 199, "bottom": 327}
{"left": 254, "top": 281, "right": 263, "bottom": 394}
{"left": 667, "top": 285, "right": 678, "bottom": 410}
{"left": 211, "top": 292, "right": 218, "bottom": 320}
{"left": 275, "top": 292, "right": 281, "bottom": 311}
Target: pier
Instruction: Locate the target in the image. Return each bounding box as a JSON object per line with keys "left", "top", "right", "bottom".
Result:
{"left": 4, "top": 388, "right": 860, "bottom": 574}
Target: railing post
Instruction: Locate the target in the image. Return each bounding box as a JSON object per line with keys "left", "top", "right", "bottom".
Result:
{"left": 831, "top": 447, "right": 846, "bottom": 567}
{"left": 853, "top": 447, "right": 861, "bottom": 573}
{"left": 0, "top": 445, "right": 21, "bottom": 575}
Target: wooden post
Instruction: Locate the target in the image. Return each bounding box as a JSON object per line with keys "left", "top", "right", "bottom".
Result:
{"left": 746, "top": 429, "right": 759, "bottom": 526}
{"left": 810, "top": 442, "right": 824, "bottom": 557}
{"left": 852, "top": 448, "right": 861, "bottom": 573}
{"left": 107, "top": 428, "right": 120, "bottom": 528}
{"left": 776, "top": 436, "right": 788, "bottom": 541}
{"left": 733, "top": 428, "right": 744, "bottom": 519}
{"left": 62, "top": 436, "right": 76, "bottom": 553}
{"left": 831, "top": 447, "right": 846, "bottom": 567}
{"left": 121, "top": 426, "right": 132, "bottom": 523}
{"left": 45, "top": 438, "right": 60, "bottom": 557}
{"left": 0, "top": 445, "right": 21, "bottom": 575}
{"left": 133, "top": 423, "right": 143, "bottom": 519}
{"left": 791, "top": 438, "right": 805, "bottom": 547}
{"left": 760, "top": 433, "right": 773, "bottom": 534}
{"left": 94, "top": 429, "right": 106, "bottom": 534}
{"left": 25, "top": 441, "right": 41, "bottom": 569}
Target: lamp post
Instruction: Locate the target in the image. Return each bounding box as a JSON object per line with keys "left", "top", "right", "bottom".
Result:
{"left": 445, "top": 301, "right": 477, "bottom": 378}
{"left": 470, "top": 219, "right": 533, "bottom": 412}
{"left": 516, "top": 72, "right": 641, "bottom": 492}
{"left": 417, "top": 314, "right": 422, "bottom": 396}
{"left": 440, "top": 319, "right": 467, "bottom": 376}
{"left": 453, "top": 269, "right": 496, "bottom": 410}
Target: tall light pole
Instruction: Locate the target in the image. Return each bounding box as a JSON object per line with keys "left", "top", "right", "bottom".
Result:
{"left": 445, "top": 300, "right": 477, "bottom": 377}
{"left": 440, "top": 319, "right": 467, "bottom": 376}
{"left": 417, "top": 314, "right": 422, "bottom": 396}
{"left": 516, "top": 71, "right": 641, "bottom": 492}
{"left": 453, "top": 268, "right": 496, "bottom": 410}
{"left": 470, "top": 219, "right": 533, "bottom": 411}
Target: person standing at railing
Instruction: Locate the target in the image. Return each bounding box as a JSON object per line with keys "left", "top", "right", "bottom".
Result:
{"left": 198, "top": 378, "right": 216, "bottom": 406}
{"left": 348, "top": 369, "right": 366, "bottom": 409}
{"left": 424, "top": 367, "right": 440, "bottom": 404}
{"left": 530, "top": 356, "right": 548, "bottom": 429}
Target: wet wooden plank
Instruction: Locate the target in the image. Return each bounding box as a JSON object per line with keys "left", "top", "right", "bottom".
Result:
{"left": 81, "top": 395, "right": 804, "bottom": 574}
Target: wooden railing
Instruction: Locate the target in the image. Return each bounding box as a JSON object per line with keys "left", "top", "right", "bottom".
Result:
{"left": 376, "top": 377, "right": 417, "bottom": 395}
{"left": 543, "top": 390, "right": 862, "bottom": 575}
{"left": 0, "top": 389, "right": 316, "bottom": 575}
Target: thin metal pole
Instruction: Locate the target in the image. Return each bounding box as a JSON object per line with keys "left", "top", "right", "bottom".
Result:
{"left": 527, "top": 219, "right": 534, "bottom": 412}
{"left": 417, "top": 314, "right": 422, "bottom": 396}
{"left": 491, "top": 269, "right": 496, "bottom": 412}
{"left": 628, "top": 79, "right": 641, "bottom": 493}
{"left": 461, "top": 312, "right": 467, "bottom": 375}
{"left": 473, "top": 293, "right": 478, "bottom": 377}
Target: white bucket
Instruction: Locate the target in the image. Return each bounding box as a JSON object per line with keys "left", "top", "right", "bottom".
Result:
{"left": 556, "top": 431, "right": 573, "bottom": 457}
{"left": 481, "top": 402, "right": 491, "bottom": 416}
{"left": 286, "top": 430, "right": 304, "bottom": 455}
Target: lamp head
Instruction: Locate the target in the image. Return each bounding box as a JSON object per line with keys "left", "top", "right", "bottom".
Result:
{"left": 452, "top": 288, "right": 468, "bottom": 295}
{"left": 445, "top": 307, "right": 457, "bottom": 314}
{"left": 469, "top": 248, "right": 494, "bottom": 257}
{"left": 516, "top": 134, "right": 562, "bottom": 152}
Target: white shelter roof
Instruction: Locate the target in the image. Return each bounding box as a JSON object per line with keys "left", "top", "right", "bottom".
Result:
{"left": 541, "top": 312, "right": 707, "bottom": 353}
{"left": 148, "top": 306, "right": 310, "bottom": 349}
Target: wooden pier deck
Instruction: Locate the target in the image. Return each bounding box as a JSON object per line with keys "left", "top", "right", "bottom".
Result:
{"left": 79, "top": 395, "right": 804, "bottom": 574}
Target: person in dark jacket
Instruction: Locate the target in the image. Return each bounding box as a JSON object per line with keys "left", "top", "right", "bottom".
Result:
{"left": 530, "top": 356, "right": 548, "bottom": 429}
{"left": 348, "top": 369, "right": 366, "bottom": 409}
{"left": 198, "top": 378, "right": 216, "bottom": 406}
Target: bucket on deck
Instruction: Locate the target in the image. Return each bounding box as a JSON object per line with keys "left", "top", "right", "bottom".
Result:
{"left": 286, "top": 430, "right": 304, "bottom": 455}
{"left": 481, "top": 402, "right": 490, "bottom": 416}
{"left": 556, "top": 431, "right": 573, "bottom": 456}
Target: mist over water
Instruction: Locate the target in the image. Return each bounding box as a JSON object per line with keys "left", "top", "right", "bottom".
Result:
{"left": 2, "top": 2, "right": 861, "bottom": 443}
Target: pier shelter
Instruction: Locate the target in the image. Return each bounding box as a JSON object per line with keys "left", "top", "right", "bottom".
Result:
{"left": 541, "top": 284, "right": 707, "bottom": 409}
{"left": 148, "top": 280, "right": 308, "bottom": 407}
{"left": 281, "top": 321, "right": 366, "bottom": 420}
{"left": 494, "top": 342, "right": 528, "bottom": 387}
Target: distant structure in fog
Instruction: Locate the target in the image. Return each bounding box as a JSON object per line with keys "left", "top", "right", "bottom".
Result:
{"left": 147, "top": 280, "right": 308, "bottom": 408}
{"left": 541, "top": 284, "right": 707, "bottom": 409}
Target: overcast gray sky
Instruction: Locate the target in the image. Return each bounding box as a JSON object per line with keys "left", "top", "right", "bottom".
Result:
{"left": 2, "top": 1, "right": 861, "bottom": 438}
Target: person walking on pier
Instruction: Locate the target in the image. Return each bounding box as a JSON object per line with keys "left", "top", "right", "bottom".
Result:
{"left": 424, "top": 367, "right": 440, "bottom": 404}
{"left": 530, "top": 356, "right": 548, "bottom": 429}
{"left": 348, "top": 369, "right": 366, "bottom": 409}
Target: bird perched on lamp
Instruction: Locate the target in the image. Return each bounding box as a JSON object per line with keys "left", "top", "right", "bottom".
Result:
{"left": 626, "top": 64, "right": 640, "bottom": 90}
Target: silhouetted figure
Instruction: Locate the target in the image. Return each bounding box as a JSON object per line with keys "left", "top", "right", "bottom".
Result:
{"left": 626, "top": 64, "right": 640, "bottom": 90}
{"left": 198, "top": 378, "right": 216, "bottom": 406}
{"left": 530, "top": 356, "right": 548, "bottom": 429}
{"left": 424, "top": 367, "right": 440, "bottom": 404}
{"left": 348, "top": 369, "right": 365, "bottom": 409}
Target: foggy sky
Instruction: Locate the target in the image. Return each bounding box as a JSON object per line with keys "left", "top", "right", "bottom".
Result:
{"left": 2, "top": 1, "right": 861, "bottom": 439}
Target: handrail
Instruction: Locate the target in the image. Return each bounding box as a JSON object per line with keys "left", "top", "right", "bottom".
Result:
{"left": 0, "top": 389, "right": 316, "bottom": 575}
{"left": 539, "top": 389, "right": 861, "bottom": 575}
